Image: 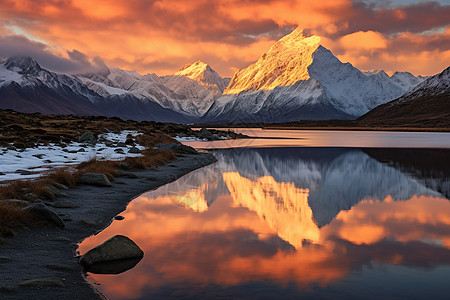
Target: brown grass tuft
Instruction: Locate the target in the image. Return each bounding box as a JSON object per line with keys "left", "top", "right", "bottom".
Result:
{"left": 45, "top": 168, "right": 78, "bottom": 188}
{"left": 123, "top": 149, "right": 176, "bottom": 169}
{"left": 0, "top": 203, "right": 51, "bottom": 238}
{"left": 77, "top": 158, "right": 119, "bottom": 180}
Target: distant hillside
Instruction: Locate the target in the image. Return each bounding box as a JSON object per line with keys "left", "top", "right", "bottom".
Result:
{"left": 357, "top": 66, "right": 450, "bottom": 128}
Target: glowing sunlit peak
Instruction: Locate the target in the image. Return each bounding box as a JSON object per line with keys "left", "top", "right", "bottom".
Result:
{"left": 175, "top": 60, "right": 209, "bottom": 79}
{"left": 174, "top": 60, "right": 228, "bottom": 92}
{"left": 172, "top": 188, "right": 209, "bottom": 212}
{"left": 223, "top": 172, "right": 320, "bottom": 248}
{"left": 224, "top": 28, "right": 321, "bottom": 94}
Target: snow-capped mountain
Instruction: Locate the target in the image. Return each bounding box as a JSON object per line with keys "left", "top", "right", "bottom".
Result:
{"left": 358, "top": 66, "right": 450, "bottom": 127}
{"left": 0, "top": 27, "right": 432, "bottom": 123}
{"left": 202, "top": 29, "right": 425, "bottom": 122}
{"left": 0, "top": 56, "right": 189, "bottom": 122}
{"left": 157, "top": 61, "right": 230, "bottom": 116}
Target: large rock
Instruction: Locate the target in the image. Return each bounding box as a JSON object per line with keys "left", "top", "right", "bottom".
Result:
{"left": 79, "top": 173, "right": 112, "bottom": 187}
{"left": 80, "top": 235, "right": 144, "bottom": 274}
{"left": 22, "top": 202, "right": 64, "bottom": 228}
{"left": 79, "top": 132, "right": 96, "bottom": 144}
{"left": 155, "top": 143, "right": 198, "bottom": 154}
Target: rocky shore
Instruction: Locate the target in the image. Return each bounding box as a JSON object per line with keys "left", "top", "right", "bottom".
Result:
{"left": 0, "top": 151, "right": 216, "bottom": 300}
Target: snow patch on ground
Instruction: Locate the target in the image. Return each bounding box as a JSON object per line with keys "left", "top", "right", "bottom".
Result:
{"left": 0, "top": 131, "right": 145, "bottom": 182}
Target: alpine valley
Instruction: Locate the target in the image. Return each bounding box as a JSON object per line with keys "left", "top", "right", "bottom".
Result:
{"left": 0, "top": 28, "right": 445, "bottom": 124}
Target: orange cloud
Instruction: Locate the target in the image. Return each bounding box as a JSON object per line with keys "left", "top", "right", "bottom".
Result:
{"left": 0, "top": 0, "right": 449, "bottom": 76}
{"left": 340, "top": 31, "right": 388, "bottom": 51}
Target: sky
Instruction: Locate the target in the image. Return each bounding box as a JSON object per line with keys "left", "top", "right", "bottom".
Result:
{"left": 0, "top": 0, "right": 449, "bottom": 77}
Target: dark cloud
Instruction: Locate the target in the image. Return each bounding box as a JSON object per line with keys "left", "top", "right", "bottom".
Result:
{"left": 0, "top": 35, "right": 106, "bottom": 74}
{"left": 330, "top": 1, "right": 450, "bottom": 37}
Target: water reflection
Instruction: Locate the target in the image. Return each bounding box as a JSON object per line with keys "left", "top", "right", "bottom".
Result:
{"left": 79, "top": 148, "right": 450, "bottom": 299}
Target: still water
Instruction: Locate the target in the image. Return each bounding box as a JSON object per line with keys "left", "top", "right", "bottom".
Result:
{"left": 79, "top": 131, "right": 450, "bottom": 300}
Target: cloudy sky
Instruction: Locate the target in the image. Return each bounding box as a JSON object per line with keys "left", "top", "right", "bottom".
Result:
{"left": 0, "top": 0, "right": 449, "bottom": 76}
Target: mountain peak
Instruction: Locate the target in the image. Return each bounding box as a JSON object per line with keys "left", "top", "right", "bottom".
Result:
{"left": 224, "top": 28, "right": 321, "bottom": 94}
{"left": 175, "top": 60, "right": 210, "bottom": 77}
{"left": 4, "top": 56, "right": 41, "bottom": 74}
{"left": 174, "top": 61, "right": 228, "bottom": 92}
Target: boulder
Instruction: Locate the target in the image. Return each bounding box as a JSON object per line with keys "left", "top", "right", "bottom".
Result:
{"left": 79, "top": 132, "right": 96, "bottom": 144}
{"left": 79, "top": 173, "right": 112, "bottom": 187}
{"left": 80, "top": 235, "right": 144, "bottom": 274}
{"left": 22, "top": 202, "right": 64, "bottom": 228}
{"left": 155, "top": 143, "right": 198, "bottom": 154}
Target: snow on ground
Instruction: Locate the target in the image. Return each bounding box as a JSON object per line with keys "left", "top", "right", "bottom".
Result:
{"left": 0, "top": 131, "right": 145, "bottom": 182}
{"left": 174, "top": 136, "right": 207, "bottom": 142}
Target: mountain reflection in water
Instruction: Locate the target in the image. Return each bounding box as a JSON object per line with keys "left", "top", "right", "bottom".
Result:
{"left": 79, "top": 147, "right": 450, "bottom": 300}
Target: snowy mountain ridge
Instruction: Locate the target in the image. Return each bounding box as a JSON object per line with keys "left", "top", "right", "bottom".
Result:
{"left": 0, "top": 26, "right": 438, "bottom": 123}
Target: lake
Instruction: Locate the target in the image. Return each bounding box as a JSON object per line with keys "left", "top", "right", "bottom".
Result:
{"left": 79, "top": 130, "right": 450, "bottom": 299}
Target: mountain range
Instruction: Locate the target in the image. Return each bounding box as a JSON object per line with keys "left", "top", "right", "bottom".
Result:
{"left": 0, "top": 28, "right": 447, "bottom": 124}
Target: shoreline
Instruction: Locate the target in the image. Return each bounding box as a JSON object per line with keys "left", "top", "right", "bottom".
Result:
{"left": 262, "top": 126, "right": 450, "bottom": 132}
{"left": 0, "top": 151, "right": 217, "bottom": 300}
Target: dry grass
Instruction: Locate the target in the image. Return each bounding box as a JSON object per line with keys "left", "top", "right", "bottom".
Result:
{"left": 77, "top": 159, "right": 119, "bottom": 180}
{"left": 0, "top": 203, "right": 50, "bottom": 239}
{"left": 123, "top": 149, "right": 176, "bottom": 169}
{"left": 45, "top": 168, "right": 78, "bottom": 188}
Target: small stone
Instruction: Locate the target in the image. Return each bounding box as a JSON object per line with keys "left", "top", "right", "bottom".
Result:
{"left": 16, "top": 169, "right": 32, "bottom": 175}
{"left": 117, "top": 162, "right": 130, "bottom": 170}
{"left": 79, "top": 132, "right": 96, "bottom": 144}
{"left": 79, "top": 173, "right": 112, "bottom": 187}
{"left": 81, "top": 219, "right": 96, "bottom": 226}
{"left": 128, "top": 146, "right": 141, "bottom": 154}
{"left": 45, "top": 185, "right": 65, "bottom": 197}
{"left": 52, "top": 182, "right": 69, "bottom": 190}
{"left": 53, "top": 236, "right": 72, "bottom": 242}
{"left": 118, "top": 171, "right": 138, "bottom": 179}
{"left": 49, "top": 201, "right": 79, "bottom": 209}
{"left": 77, "top": 148, "right": 86, "bottom": 152}
{"left": 22, "top": 203, "right": 65, "bottom": 228}
{"left": 114, "top": 215, "right": 125, "bottom": 220}
{"left": 114, "top": 148, "right": 125, "bottom": 154}
{"left": 19, "top": 277, "right": 65, "bottom": 287}
{"left": 116, "top": 142, "right": 127, "bottom": 147}
{"left": 0, "top": 256, "right": 12, "bottom": 263}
